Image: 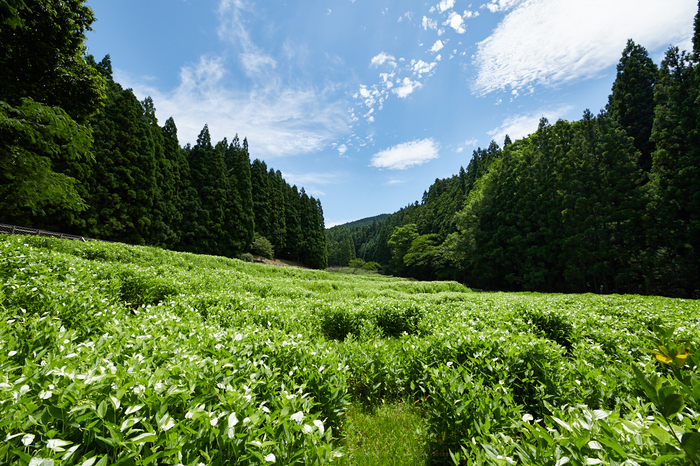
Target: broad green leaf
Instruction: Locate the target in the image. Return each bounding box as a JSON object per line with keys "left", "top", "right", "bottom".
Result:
{"left": 129, "top": 433, "right": 157, "bottom": 444}
{"left": 80, "top": 457, "right": 97, "bottom": 466}
{"left": 551, "top": 417, "right": 572, "bottom": 432}
{"left": 681, "top": 432, "right": 700, "bottom": 459}
{"left": 96, "top": 400, "right": 107, "bottom": 419}
{"left": 659, "top": 393, "right": 684, "bottom": 418}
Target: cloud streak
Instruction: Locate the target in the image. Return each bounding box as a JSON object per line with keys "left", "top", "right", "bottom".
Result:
{"left": 118, "top": 1, "right": 350, "bottom": 157}
{"left": 487, "top": 105, "right": 573, "bottom": 143}
{"left": 473, "top": 0, "right": 696, "bottom": 95}
{"left": 371, "top": 139, "right": 440, "bottom": 170}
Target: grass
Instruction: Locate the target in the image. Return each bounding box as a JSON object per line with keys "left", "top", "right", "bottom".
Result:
{"left": 341, "top": 402, "right": 428, "bottom": 466}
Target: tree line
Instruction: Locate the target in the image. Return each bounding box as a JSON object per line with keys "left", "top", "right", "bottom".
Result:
{"left": 0, "top": 0, "right": 327, "bottom": 269}
{"left": 328, "top": 4, "right": 700, "bottom": 298}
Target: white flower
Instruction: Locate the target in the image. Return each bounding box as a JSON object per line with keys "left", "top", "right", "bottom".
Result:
{"left": 210, "top": 417, "right": 218, "bottom": 427}
{"left": 22, "top": 434, "right": 35, "bottom": 445}
{"left": 7, "top": 351, "right": 17, "bottom": 357}
{"left": 39, "top": 390, "right": 52, "bottom": 400}
{"left": 522, "top": 413, "right": 534, "bottom": 423}
{"left": 46, "top": 438, "right": 71, "bottom": 451}
{"left": 290, "top": 411, "right": 304, "bottom": 423}
{"left": 264, "top": 453, "right": 276, "bottom": 462}
{"left": 19, "top": 385, "right": 29, "bottom": 396}
{"left": 313, "top": 419, "right": 325, "bottom": 435}
{"left": 302, "top": 424, "right": 313, "bottom": 434}
{"left": 262, "top": 406, "right": 270, "bottom": 414}
{"left": 228, "top": 412, "right": 239, "bottom": 428}
{"left": 28, "top": 458, "right": 54, "bottom": 466}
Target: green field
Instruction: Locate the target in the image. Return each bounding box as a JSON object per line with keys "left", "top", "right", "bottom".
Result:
{"left": 1, "top": 235, "right": 699, "bottom": 465}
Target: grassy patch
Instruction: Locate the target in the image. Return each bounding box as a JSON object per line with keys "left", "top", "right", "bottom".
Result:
{"left": 341, "top": 402, "right": 428, "bottom": 466}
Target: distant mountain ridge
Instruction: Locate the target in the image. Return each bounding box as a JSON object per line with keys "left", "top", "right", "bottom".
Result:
{"left": 328, "top": 214, "right": 391, "bottom": 231}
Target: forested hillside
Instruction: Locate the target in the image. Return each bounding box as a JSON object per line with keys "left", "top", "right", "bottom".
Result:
{"left": 0, "top": 1, "right": 327, "bottom": 269}
{"left": 328, "top": 10, "right": 700, "bottom": 298}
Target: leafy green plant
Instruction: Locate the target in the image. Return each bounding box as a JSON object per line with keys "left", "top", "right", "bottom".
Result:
{"left": 633, "top": 329, "right": 700, "bottom": 465}
{"left": 252, "top": 234, "right": 274, "bottom": 259}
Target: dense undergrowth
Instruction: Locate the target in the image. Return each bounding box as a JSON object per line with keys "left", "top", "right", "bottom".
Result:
{"left": 1, "top": 234, "right": 699, "bottom": 465}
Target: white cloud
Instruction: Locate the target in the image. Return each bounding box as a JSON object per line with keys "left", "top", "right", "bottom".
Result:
{"left": 386, "top": 178, "right": 407, "bottom": 185}
{"left": 337, "top": 144, "right": 348, "bottom": 156}
{"left": 398, "top": 11, "right": 414, "bottom": 22}
{"left": 124, "top": 57, "right": 348, "bottom": 157}
{"left": 487, "top": 106, "right": 573, "bottom": 143}
{"left": 371, "top": 139, "right": 440, "bottom": 170}
{"left": 393, "top": 77, "right": 423, "bottom": 98}
{"left": 483, "top": 0, "right": 526, "bottom": 13}
{"left": 422, "top": 16, "right": 438, "bottom": 30}
{"left": 281, "top": 171, "right": 340, "bottom": 186}
{"left": 444, "top": 11, "right": 466, "bottom": 33}
{"left": 474, "top": 0, "right": 696, "bottom": 95}
{"left": 413, "top": 60, "right": 437, "bottom": 77}
{"left": 430, "top": 39, "right": 445, "bottom": 52}
{"left": 120, "top": 2, "right": 350, "bottom": 157}
{"left": 370, "top": 52, "right": 397, "bottom": 68}
{"left": 217, "top": 0, "right": 277, "bottom": 80}
{"left": 437, "top": 0, "right": 455, "bottom": 13}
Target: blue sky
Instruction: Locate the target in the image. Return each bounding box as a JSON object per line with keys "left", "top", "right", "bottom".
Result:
{"left": 85, "top": 0, "right": 696, "bottom": 227}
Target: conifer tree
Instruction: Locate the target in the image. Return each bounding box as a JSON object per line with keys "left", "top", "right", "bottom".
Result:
{"left": 185, "top": 125, "right": 230, "bottom": 256}
{"left": 141, "top": 97, "right": 176, "bottom": 248}
{"left": 84, "top": 67, "right": 157, "bottom": 244}
{"left": 223, "top": 135, "right": 255, "bottom": 254}
{"left": 250, "top": 158, "right": 271, "bottom": 240}
{"left": 161, "top": 117, "right": 190, "bottom": 249}
{"left": 607, "top": 40, "right": 658, "bottom": 171}
{"left": 648, "top": 44, "right": 700, "bottom": 297}
{"left": 267, "top": 169, "right": 287, "bottom": 252}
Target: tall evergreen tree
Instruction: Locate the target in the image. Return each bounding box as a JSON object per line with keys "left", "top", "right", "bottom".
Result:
{"left": 141, "top": 96, "right": 176, "bottom": 248}
{"left": 648, "top": 44, "right": 700, "bottom": 297}
{"left": 185, "top": 125, "right": 230, "bottom": 256}
{"left": 84, "top": 66, "right": 157, "bottom": 244}
{"left": 607, "top": 39, "right": 658, "bottom": 171}
{"left": 267, "top": 169, "right": 288, "bottom": 252}
{"left": 223, "top": 135, "right": 255, "bottom": 254}
{"left": 250, "top": 158, "right": 271, "bottom": 240}
{"left": 161, "top": 117, "right": 190, "bottom": 249}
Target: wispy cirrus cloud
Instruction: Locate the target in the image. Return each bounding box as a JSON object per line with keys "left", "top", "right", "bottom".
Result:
{"left": 473, "top": 0, "right": 696, "bottom": 95}
{"left": 120, "top": 0, "right": 349, "bottom": 157}
{"left": 371, "top": 139, "right": 440, "bottom": 170}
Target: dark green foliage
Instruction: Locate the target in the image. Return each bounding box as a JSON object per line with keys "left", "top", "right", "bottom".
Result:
{"left": 224, "top": 135, "right": 255, "bottom": 253}
{"left": 522, "top": 309, "right": 574, "bottom": 352}
{"left": 647, "top": 45, "right": 700, "bottom": 298}
{"left": 0, "top": 98, "right": 92, "bottom": 220}
{"left": 607, "top": 39, "right": 658, "bottom": 171}
{"left": 83, "top": 72, "right": 158, "bottom": 245}
{"left": 252, "top": 234, "right": 275, "bottom": 259}
{"left": 0, "top": 0, "right": 105, "bottom": 123}
{"left": 454, "top": 112, "right": 645, "bottom": 293}
{"left": 160, "top": 116, "right": 190, "bottom": 249}
{"left": 251, "top": 159, "right": 271, "bottom": 240}
{"left": 183, "top": 126, "right": 232, "bottom": 256}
